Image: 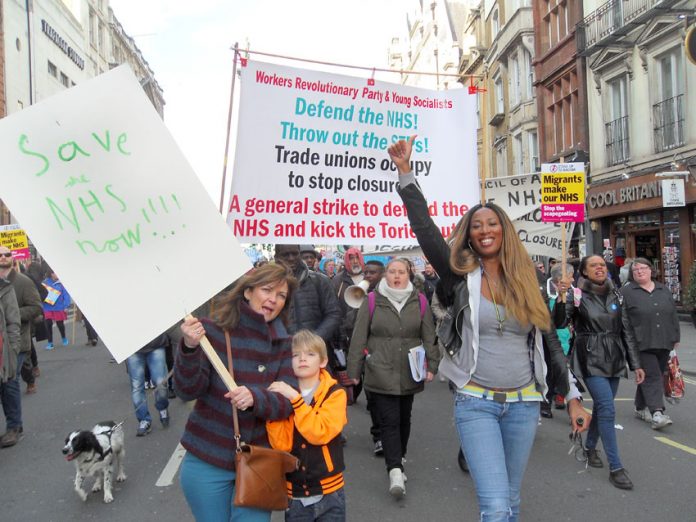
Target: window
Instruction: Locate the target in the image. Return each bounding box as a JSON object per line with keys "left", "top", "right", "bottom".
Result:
{"left": 60, "top": 72, "right": 70, "bottom": 87}
{"left": 545, "top": 71, "right": 578, "bottom": 156}
{"left": 528, "top": 131, "right": 539, "bottom": 171}
{"left": 495, "top": 140, "right": 508, "bottom": 177}
{"left": 494, "top": 76, "right": 504, "bottom": 113}
{"left": 98, "top": 21, "right": 106, "bottom": 56}
{"left": 605, "top": 75, "right": 629, "bottom": 166}
{"left": 47, "top": 61, "right": 57, "bottom": 77}
{"left": 513, "top": 133, "right": 524, "bottom": 175}
{"left": 543, "top": 0, "right": 574, "bottom": 52}
{"left": 510, "top": 54, "right": 521, "bottom": 106}
{"left": 523, "top": 50, "right": 534, "bottom": 100}
{"left": 653, "top": 47, "right": 685, "bottom": 152}
{"left": 89, "top": 8, "right": 98, "bottom": 48}
{"left": 492, "top": 9, "right": 499, "bottom": 39}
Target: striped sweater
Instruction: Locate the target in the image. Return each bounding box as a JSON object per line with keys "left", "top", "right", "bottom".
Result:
{"left": 174, "top": 301, "right": 296, "bottom": 470}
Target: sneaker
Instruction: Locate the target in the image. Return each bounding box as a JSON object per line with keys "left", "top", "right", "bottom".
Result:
{"left": 91, "top": 339, "right": 98, "bottom": 346}
{"left": 554, "top": 394, "right": 566, "bottom": 410}
{"left": 32, "top": 367, "right": 40, "bottom": 378}
{"left": 159, "top": 409, "right": 170, "bottom": 428}
{"left": 136, "top": 420, "right": 152, "bottom": 437}
{"left": 0, "top": 427, "right": 23, "bottom": 448}
{"left": 45, "top": 342, "right": 54, "bottom": 351}
{"left": 388, "top": 468, "right": 405, "bottom": 498}
{"left": 167, "top": 388, "right": 176, "bottom": 399}
{"left": 373, "top": 440, "right": 384, "bottom": 456}
{"left": 26, "top": 383, "right": 37, "bottom": 394}
{"left": 144, "top": 381, "right": 153, "bottom": 390}
{"left": 61, "top": 337, "right": 69, "bottom": 346}
{"left": 609, "top": 468, "right": 634, "bottom": 490}
{"left": 634, "top": 408, "right": 652, "bottom": 422}
{"left": 650, "top": 411, "right": 672, "bottom": 430}
{"left": 584, "top": 448, "right": 604, "bottom": 468}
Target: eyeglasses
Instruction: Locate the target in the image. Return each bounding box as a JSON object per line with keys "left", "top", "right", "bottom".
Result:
{"left": 632, "top": 266, "right": 650, "bottom": 273}
{"left": 0, "top": 252, "right": 13, "bottom": 258}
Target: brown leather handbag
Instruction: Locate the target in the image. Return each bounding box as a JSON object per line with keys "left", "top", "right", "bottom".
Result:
{"left": 224, "top": 332, "right": 299, "bottom": 511}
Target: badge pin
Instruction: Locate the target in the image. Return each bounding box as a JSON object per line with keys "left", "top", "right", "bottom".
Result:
{"left": 258, "top": 365, "right": 266, "bottom": 373}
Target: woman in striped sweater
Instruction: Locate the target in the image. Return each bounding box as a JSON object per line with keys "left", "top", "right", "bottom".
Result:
{"left": 176, "top": 264, "right": 298, "bottom": 522}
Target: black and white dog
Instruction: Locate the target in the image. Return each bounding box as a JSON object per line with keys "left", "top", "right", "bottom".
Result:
{"left": 62, "top": 421, "right": 126, "bottom": 503}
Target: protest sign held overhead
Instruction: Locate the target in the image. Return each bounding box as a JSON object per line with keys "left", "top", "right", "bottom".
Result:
{"left": 0, "top": 65, "right": 250, "bottom": 363}
{"left": 228, "top": 60, "right": 478, "bottom": 245}
{"left": 541, "top": 163, "right": 585, "bottom": 223}
{"left": 0, "top": 225, "right": 31, "bottom": 260}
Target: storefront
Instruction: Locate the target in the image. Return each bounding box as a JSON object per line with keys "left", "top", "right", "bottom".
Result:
{"left": 587, "top": 172, "right": 696, "bottom": 303}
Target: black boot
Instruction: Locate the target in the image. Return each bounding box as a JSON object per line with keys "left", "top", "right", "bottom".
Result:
{"left": 584, "top": 448, "right": 604, "bottom": 468}
{"left": 609, "top": 468, "right": 634, "bottom": 490}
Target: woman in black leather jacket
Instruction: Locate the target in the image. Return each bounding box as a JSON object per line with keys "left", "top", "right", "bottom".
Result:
{"left": 555, "top": 254, "right": 644, "bottom": 490}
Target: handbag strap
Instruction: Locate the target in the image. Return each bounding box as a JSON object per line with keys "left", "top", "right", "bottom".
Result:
{"left": 224, "top": 331, "right": 242, "bottom": 452}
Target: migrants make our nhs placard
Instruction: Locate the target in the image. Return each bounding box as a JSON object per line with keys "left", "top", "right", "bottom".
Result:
{"left": 541, "top": 163, "right": 586, "bottom": 223}
{"left": 227, "top": 60, "right": 479, "bottom": 245}
{"left": 0, "top": 65, "right": 250, "bottom": 363}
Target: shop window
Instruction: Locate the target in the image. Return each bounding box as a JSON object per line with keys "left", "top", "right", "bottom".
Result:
{"left": 47, "top": 60, "right": 57, "bottom": 78}
{"left": 627, "top": 212, "right": 660, "bottom": 229}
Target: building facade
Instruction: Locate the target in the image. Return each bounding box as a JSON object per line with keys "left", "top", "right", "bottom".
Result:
{"left": 579, "top": 0, "right": 696, "bottom": 299}
{"left": 533, "top": 0, "right": 590, "bottom": 164}
{"left": 0, "top": 0, "right": 164, "bottom": 225}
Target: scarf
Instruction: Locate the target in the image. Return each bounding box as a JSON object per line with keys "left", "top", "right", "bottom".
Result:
{"left": 577, "top": 276, "right": 613, "bottom": 296}
{"left": 378, "top": 278, "right": 414, "bottom": 312}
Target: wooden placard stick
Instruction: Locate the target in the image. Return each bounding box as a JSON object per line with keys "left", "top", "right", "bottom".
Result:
{"left": 184, "top": 314, "right": 238, "bottom": 391}
{"left": 559, "top": 156, "right": 568, "bottom": 303}
{"left": 70, "top": 302, "right": 77, "bottom": 344}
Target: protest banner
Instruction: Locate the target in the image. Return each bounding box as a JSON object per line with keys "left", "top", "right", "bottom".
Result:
{"left": 0, "top": 65, "right": 250, "bottom": 363}
{"left": 227, "top": 60, "right": 478, "bottom": 245}
{"left": 0, "top": 225, "right": 31, "bottom": 260}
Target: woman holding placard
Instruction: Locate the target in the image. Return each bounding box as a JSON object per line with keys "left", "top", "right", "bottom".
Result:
{"left": 387, "top": 136, "right": 590, "bottom": 521}
{"left": 347, "top": 257, "right": 439, "bottom": 499}
{"left": 555, "top": 255, "right": 644, "bottom": 490}
{"left": 41, "top": 269, "right": 71, "bottom": 350}
{"left": 175, "top": 264, "right": 297, "bottom": 522}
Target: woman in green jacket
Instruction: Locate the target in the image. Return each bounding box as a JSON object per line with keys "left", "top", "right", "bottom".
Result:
{"left": 347, "top": 258, "right": 440, "bottom": 499}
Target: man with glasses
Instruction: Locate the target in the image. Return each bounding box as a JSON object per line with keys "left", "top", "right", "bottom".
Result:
{"left": 0, "top": 247, "right": 26, "bottom": 447}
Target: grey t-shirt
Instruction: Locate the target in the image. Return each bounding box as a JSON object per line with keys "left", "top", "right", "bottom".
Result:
{"left": 471, "top": 296, "right": 533, "bottom": 389}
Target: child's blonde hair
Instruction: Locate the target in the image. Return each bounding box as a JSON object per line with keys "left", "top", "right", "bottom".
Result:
{"left": 292, "top": 330, "right": 328, "bottom": 361}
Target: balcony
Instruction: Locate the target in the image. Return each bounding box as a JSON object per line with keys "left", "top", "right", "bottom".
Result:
{"left": 577, "top": 0, "right": 679, "bottom": 55}
{"left": 653, "top": 95, "right": 685, "bottom": 153}
{"left": 605, "top": 115, "right": 630, "bottom": 166}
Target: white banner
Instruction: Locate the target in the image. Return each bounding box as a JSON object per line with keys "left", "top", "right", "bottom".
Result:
{"left": 0, "top": 66, "right": 250, "bottom": 362}
{"left": 483, "top": 173, "right": 541, "bottom": 220}
{"left": 227, "top": 60, "right": 479, "bottom": 245}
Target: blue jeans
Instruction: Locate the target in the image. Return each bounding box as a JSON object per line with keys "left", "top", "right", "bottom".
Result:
{"left": 1, "top": 352, "right": 25, "bottom": 430}
{"left": 584, "top": 376, "right": 622, "bottom": 471}
{"left": 454, "top": 394, "right": 540, "bottom": 522}
{"left": 125, "top": 348, "right": 168, "bottom": 423}
{"left": 286, "top": 489, "right": 346, "bottom": 522}
{"left": 180, "top": 452, "right": 271, "bottom": 522}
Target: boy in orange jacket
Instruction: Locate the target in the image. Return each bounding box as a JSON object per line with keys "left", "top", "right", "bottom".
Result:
{"left": 267, "top": 330, "right": 348, "bottom": 521}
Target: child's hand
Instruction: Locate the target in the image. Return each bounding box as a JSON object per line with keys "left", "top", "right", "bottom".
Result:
{"left": 268, "top": 381, "right": 300, "bottom": 401}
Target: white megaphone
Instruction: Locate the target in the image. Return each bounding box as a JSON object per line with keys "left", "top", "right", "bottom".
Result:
{"left": 344, "top": 280, "right": 370, "bottom": 309}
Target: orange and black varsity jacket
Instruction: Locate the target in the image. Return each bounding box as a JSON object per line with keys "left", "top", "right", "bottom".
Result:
{"left": 267, "top": 369, "right": 348, "bottom": 497}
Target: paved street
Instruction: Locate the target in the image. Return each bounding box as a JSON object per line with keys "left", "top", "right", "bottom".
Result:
{"left": 1, "top": 320, "right": 694, "bottom": 521}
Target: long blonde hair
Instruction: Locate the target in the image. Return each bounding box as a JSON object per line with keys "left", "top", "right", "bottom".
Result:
{"left": 448, "top": 202, "right": 551, "bottom": 331}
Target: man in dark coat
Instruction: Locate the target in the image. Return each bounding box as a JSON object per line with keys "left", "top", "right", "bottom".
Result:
{"left": 274, "top": 245, "right": 341, "bottom": 350}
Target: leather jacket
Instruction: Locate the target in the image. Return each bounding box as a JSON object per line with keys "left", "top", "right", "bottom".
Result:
{"left": 397, "top": 181, "right": 571, "bottom": 397}
{"left": 553, "top": 282, "right": 640, "bottom": 378}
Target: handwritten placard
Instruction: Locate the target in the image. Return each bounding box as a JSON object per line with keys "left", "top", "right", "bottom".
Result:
{"left": 227, "top": 60, "right": 479, "bottom": 245}
{"left": 0, "top": 65, "right": 250, "bottom": 362}
{"left": 540, "top": 163, "right": 585, "bottom": 223}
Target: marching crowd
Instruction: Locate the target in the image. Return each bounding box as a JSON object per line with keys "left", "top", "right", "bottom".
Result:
{"left": 0, "top": 138, "right": 682, "bottom": 521}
